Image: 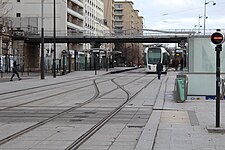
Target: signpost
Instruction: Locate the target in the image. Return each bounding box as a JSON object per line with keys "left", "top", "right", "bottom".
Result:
{"left": 92, "top": 49, "right": 99, "bottom": 75}
{"left": 211, "top": 29, "right": 224, "bottom": 128}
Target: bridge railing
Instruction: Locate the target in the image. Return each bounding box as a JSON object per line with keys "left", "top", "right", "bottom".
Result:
{"left": 25, "top": 28, "right": 225, "bottom": 38}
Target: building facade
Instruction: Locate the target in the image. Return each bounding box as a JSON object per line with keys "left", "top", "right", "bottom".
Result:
{"left": 83, "top": 0, "right": 109, "bottom": 50}
{"left": 104, "top": 0, "right": 114, "bottom": 33}
{"left": 114, "top": 1, "right": 144, "bottom": 67}
{"left": 2, "top": 0, "right": 112, "bottom": 71}
{"left": 0, "top": 0, "right": 143, "bottom": 71}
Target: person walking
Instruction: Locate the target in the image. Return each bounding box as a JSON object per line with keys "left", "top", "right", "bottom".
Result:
{"left": 174, "top": 58, "right": 179, "bottom": 71}
{"left": 10, "top": 61, "right": 21, "bottom": 81}
{"left": 156, "top": 60, "right": 163, "bottom": 80}
{"left": 180, "top": 57, "right": 184, "bottom": 71}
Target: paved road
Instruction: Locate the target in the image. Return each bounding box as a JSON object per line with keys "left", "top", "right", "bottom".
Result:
{"left": 0, "top": 68, "right": 225, "bottom": 150}
{"left": 0, "top": 68, "right": 158, "bottom": 150}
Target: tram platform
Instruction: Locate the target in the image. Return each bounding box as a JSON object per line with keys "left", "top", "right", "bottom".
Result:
{"left": 136, "top": 71, "right": 225, "bottom": 150}
{"left": 0, "top": 68, "right": 225, "bottom": 150}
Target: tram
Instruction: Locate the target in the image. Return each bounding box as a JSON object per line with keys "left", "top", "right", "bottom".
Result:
{"left": 144, "top": 46, "right": 170, "bottom": 73}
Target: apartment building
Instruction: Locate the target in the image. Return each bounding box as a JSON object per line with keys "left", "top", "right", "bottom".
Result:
{"left": 114, "top": 1, "right": 144, "bottom": 66}
{"left": 114, "top": 1, "right": 143, "bottom": 34}
{"left": 3, "top": 0, "right": 112, "bottom": 71}
{"left": 1, "top": 0, "right": 85, "bottom": 71}
{"left": 104, "top": 0, "right": 114, "bottom": 33}
{"left": 83, "top": 0, "right": 108, "bottom": 50}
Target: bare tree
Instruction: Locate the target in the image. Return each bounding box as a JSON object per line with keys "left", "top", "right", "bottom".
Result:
{"left": 0, "top": 0, "right": 10, "bottom": 18}
{"left": 0, "top": 0, "right": 11, "bottom": 28}
{"left": 0, "top": 0, "right": 11, "bottom": 57}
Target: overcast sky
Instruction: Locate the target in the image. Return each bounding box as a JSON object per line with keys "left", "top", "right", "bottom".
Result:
{"left": 116, "top": 0, "right": 225, "bottom": 31}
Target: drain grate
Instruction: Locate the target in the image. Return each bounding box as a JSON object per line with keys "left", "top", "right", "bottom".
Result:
{"left": 73, "top": 115, "right": 89, "bottom": 118}
{"left": 127, "top": 125, "right": 144, "bottom": 128}
{"left": 84, "top": 111, "right": 96, "bottom": 114}
{"left": 70, "top": 119, "right": 83, "bottom": 122}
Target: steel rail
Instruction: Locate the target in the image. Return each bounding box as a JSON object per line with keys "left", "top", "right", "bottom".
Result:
{"left": 65, "top": 76, "right": 157, "bottom": 150}
{"left": 0, "top": 79, "right": 100, "bottom": 145}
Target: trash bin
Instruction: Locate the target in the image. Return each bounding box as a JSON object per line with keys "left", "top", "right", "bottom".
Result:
{"left": 174, "top": 74, "right": 188, "bottom": 103}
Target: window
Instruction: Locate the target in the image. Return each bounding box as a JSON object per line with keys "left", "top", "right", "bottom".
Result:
{"left": 115, "top": 16, "right": 122, "bottom": 21}
{"left": 17, "top": 0, "right": 20, "bottom": 2}
{"left": 114, "top": 22, "right": 123, "bottom": 26}
{"left": 148, "top": 48, "right": 161, "bottom": 64}
{"left": 114, "top": 10, "right": 123, "bottom": 15}
{"left": 115, "top": 4, "right": 123, "bottom": 9}
{"left": 16, "top": 13, "right": 21, "bottom": 17}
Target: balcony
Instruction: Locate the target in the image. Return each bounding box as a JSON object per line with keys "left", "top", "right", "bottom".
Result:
{"left": 67, "top": 22, "right": 84, "bottom": 31}
{"left": 67, "top": 8, "right": 84, "bottom": 20}
{"left": 70, "top": 0, "right": 83, "bottom": 8}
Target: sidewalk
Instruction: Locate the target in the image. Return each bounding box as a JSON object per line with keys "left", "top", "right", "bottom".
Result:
{"left": 2, "top": 68, "right": 225, "bottom": 150}
{"left": 136, "top": 71, "right": 225, "bottom": 150}
{"left": 0, "top": 67, "right": 137, "bottom": 83}
{"left": 0, "top": 72, "right": 41, "bottom": 83}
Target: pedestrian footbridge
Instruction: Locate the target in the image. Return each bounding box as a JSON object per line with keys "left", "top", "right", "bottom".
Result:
{"left": 20, "top": 29, "right": 197, "bottom": 44}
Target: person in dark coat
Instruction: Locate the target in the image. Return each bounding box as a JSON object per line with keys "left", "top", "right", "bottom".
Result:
{"left": 174, "top": 58, "right": 179, "bottom": 71}
{"left": 10, "top": 61, "right": 21, "bottom": 81}
{"left": 156, "top": 60, "right": 163, "bottom": 79}
{"left": 180, "top": 57, "right": 184, "bottom": 71}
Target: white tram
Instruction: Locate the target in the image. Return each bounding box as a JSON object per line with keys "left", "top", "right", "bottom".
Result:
{"left": 144, "top": 46, "right": 170, "bottom": 73}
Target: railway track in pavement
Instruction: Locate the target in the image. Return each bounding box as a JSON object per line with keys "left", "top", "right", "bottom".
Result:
{"left": 0, "top": 71, "right": 166, "bottom": 149}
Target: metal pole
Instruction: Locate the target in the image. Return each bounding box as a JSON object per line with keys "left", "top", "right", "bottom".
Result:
{"left": 85, "top": 54, "right": 87, "bottom": 71}
{"left": 138, "top": 43, "right": 139, "bottom": 67}
{"left": 204, "top": 1, "right": 216, "bottom": 35}
{"left": 203, "top": 0, "right": 207, "bottom": 35}
{"left": 74, "top": 50, "right": 77, "bottom": 71}
{"left": 105, "top": 51, "right": 108, "bottom": 72}
{"left": 53, "top": 0, "right": 56, "bottom": 78}
{"left": 68, "top": 53, "right": 71, "bottom": 73}
{"left": 0, "top": 36, "right": 2, "bottom": 56}
{"left": 41, "top": 0, "right": 45, "bottom": 79}
{"left": 94, "top": 53, "right": 96, "bottom": 75}
{"left": 215, "top": 44, "right": 221, "bottom": 128}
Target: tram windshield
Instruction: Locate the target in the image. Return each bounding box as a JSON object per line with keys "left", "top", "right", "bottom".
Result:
{"left": 148, "top": 48, "right": 161, "bottom": 64}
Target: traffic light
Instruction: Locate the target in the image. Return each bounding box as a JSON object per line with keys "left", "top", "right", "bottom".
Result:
{"left": 211, "top": 31, "right": 224, "bottom": 45}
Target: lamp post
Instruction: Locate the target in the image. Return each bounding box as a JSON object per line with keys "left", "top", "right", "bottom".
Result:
{"left": 53, "top": 0, "right": 56, "bottom": 78}
{"left": 203, "top": 0, "right": 216, "bottom": 35}
{"left": 41, "top": 0, "right": 45, "bottom": 79}
{"left": 198, "top": 15, "right": 202, "bottom": 34}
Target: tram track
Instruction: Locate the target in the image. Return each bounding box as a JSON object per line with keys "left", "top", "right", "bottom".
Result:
{"left": 0, "top": 76, "right": 99, "bottom": 96}
{"left": 0, "top": 79, "right": 101, "bottom": 145}
{"left": 65, "top": 76, "right": 157, "bottom": 150}
{"left": 0, "top": 74, "right": 146, "bottom": 111}
{"left": 0, "top": 78, "right": 110, "bottom": 111}
{"left": 0, "top": 74, "right": 150, "bottom": 146}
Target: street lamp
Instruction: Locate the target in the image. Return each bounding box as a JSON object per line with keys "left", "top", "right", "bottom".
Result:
{"left": 53, "top": 0, "right": 56, "bottom": 78}
{"left": 41, "top": 0, "right": 45, "bottom": 79}
{"left": 198, "top": 15, "right": 202, "bottom": 34}
{"left": 203, "top": 0, "right": 216, "bottom": 35}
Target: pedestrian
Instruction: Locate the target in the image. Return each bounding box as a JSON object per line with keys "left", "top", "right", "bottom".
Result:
{"left": 180, "top": 57, "right": 184, "bottom": 71}
{"left": 156, "top": 60, "right": 163, "bottom": 80}
{"left": 10, "top": 61, "right": 21, "bottom": 81}
{"left": 174, "top": 58, "right": 179, "bottom": 71}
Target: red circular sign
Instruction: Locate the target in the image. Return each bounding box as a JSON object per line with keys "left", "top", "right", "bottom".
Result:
{"left": 211, "top": 32, "right": 224, "bottom": 45}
